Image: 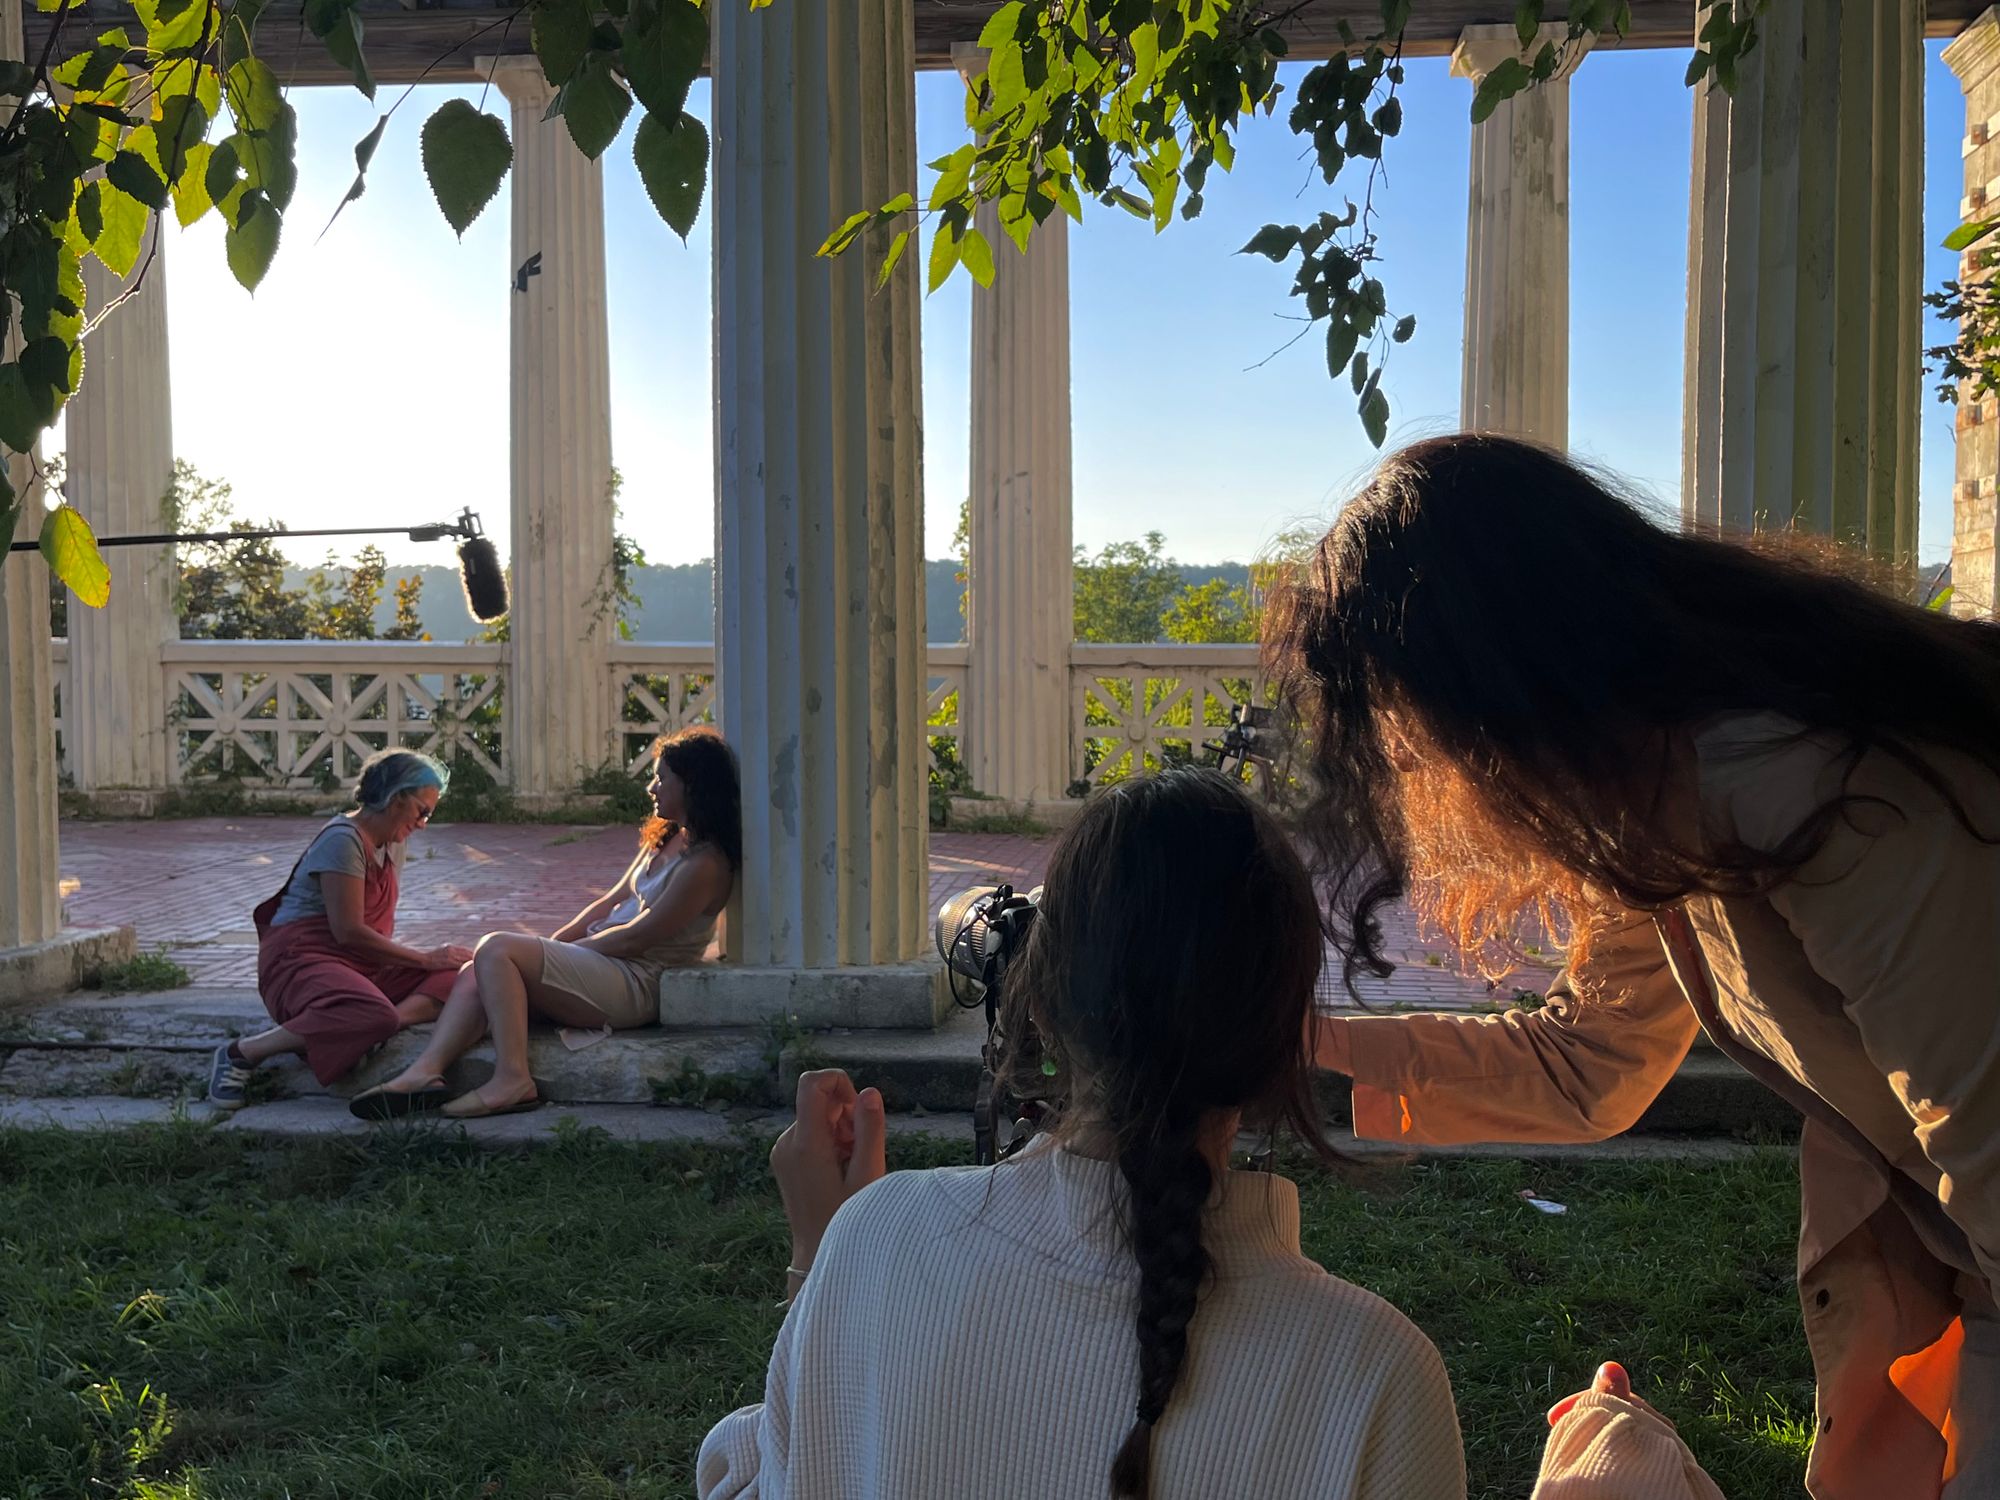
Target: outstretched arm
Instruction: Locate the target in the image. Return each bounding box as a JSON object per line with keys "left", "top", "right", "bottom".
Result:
{"left": 551, "top": 850, "right": 646, "bottom": 942}
{"left": 575, "top": 849, "right": 730, "bottom": 961}
{"left": 1314, "top": 905, "right": 1698, "bottom": 1147}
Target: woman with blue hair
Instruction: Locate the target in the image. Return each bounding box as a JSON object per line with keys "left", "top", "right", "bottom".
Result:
{"left": 207, "top": 748, "right": 475, "bottom": 1109}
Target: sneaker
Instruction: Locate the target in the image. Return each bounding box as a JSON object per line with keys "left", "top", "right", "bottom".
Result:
{"left": 207, "top": 1043, "right": 253, "bottom": 1110}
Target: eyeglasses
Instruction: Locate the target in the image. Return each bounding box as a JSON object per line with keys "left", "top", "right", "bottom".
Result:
{"left": 413, "top": 805, "right": 434, "bottom": 827}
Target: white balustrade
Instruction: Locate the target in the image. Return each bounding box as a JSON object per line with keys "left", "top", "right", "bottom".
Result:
{"left": 1070, "top": 643, "right": 1266, "bottom": 789}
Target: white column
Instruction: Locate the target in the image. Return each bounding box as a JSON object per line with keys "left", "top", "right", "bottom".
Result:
{"left": 1946, "top": 9, "right": 2000, "bottom": 617}
{"left": 1682, "top": 0, "right": 1922, "bottom": 569}
{"left": 65, "top": 225, "right": 175, "bottom": 790}
{"left": 1451, "top": 24, "right": 1586, "bottom": 449}
{"left": 0, "top": 0, "right": 61, "bottom": 951}
{"left": 491, "top": 58, "right": 615, "bottom": 796}
{"left": 712, "top": 0, "right": 927, "bottom": 968}
{"left": 953, "top": 44, "right": 1074, "bottom": 808}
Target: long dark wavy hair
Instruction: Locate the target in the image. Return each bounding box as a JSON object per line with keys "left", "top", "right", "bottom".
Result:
{"left": 995, "top": 768, "right": 1333, "bottom": 1500}
{"left": 1265, "top": 433, "right": 2000, "bottom": 997}
{"left": 641, "top": 726, "right": 743, "bottom": 870}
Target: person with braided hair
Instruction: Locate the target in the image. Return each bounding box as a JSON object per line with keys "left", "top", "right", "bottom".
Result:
{"left": 697, "top": 768, "right": 1720, "bottom": 1499}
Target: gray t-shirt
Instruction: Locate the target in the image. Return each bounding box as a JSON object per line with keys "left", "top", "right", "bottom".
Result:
{"left": 270, "top": 820, "right": 391, "bottom": 928}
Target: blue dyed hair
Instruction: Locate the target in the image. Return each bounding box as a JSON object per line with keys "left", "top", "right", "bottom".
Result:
{"left": 354, "top": 749, "right": 450, "bottom": 812}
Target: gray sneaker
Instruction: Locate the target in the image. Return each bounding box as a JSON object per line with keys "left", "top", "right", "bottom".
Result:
{"left": 207, "top": 1043, "right": 253, "bottom": 1110}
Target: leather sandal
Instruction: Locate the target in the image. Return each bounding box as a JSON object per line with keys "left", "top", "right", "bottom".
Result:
{"left": 348, "top": 1080, "right": 449, "bottom": 1121}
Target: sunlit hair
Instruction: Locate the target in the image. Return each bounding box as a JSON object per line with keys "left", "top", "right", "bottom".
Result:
{"left": 1265, "top": 433, "right": 2000, "bottom": 999}
{"left": 639, "top": 726, "right": 743, "bottom": 870}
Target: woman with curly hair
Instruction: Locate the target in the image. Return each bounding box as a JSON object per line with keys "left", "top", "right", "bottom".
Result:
{"left": 353, "top": 726, "right": 740, "bottom": 1120}
{"left": 1269, "top": 433, "right": 2000, "bottom": 1500}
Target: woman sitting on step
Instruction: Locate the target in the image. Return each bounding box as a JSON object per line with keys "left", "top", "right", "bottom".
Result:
{"left": 699, "top": 767, "right": 1723, "bottom": 1500}
{"left": 207, "top": 749, "right": 474, "bottom": 1110}
{"left": 353, "top": 725, "right": 740, "bottom": 1120}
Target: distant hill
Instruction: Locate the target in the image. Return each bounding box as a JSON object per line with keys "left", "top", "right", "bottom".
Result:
{"left": 317, "top": 559, "right": 1256, "bottom": 644}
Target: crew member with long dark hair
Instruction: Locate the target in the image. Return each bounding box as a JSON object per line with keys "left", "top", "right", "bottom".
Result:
{"left": 353, "top": 725, "right": 741, "bottom": 1119}
{"left": 1271, "top": 434, "right": 2000, "bottom": 1500}
{"left": 699, "top": 768, "right": 1722, "bottom": 1498}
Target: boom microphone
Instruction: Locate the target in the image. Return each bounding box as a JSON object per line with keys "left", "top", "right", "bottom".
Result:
{"left": 458, "top": 534, "right": 508, "bottom": 623}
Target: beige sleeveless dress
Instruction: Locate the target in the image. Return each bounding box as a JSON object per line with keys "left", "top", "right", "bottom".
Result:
{"left": 535, "top": 845, "right": 719, "bottom": 1028}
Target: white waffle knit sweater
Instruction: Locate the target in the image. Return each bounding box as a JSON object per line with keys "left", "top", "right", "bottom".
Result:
{"left": 698, "top": 1143, "right": 1725, "bottom": 1500}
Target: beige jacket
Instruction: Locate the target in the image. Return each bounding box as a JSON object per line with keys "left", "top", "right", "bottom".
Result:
{"left": 1323, "top": 716, "right": 2000, "bottom": 1500}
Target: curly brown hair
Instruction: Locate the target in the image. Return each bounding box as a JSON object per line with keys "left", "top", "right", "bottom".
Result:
{"left": 1266, "top": 434, "right": 2000, "bottom": 997}
{"left": 640, "top": 726, "right": 743, "bottom": 870}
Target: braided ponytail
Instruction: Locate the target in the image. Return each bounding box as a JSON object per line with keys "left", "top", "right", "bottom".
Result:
{"left": 1109, "top": 1115, "right": 1213, "bottom": 1499}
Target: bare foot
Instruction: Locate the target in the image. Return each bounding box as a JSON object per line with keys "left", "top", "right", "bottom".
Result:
{"left": 440, "top": 1079, "right": 540, "bottom": 1119}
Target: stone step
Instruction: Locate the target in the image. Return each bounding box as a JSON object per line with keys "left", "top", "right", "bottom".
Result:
{"left": 0, "top": 988, "right": 1787, "bottom": 1135}
{"left": 787, "top": 1009, "right": 1797, "bottom": 1141}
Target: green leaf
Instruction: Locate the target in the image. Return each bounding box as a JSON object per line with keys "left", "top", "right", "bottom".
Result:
{"left": 0, "top": 364, "right": 50, "bottom": 452}
{"left": 173, "top": 142, "right": 214, "bottom": 227}
{"left": 1372, "top": 96, "right": 1401, "bottom": 137}
{"left": 41, "top": 504, "right": 111, "bottom": 608}
{"left": 22, "top": 335, "right": 75, "bottom": 396}
{"left": 224, "top": 57, "right": 284, "bottom": 134}
{"left": 818, "top": 209, "right": 871, "bottom": 257}
{"left": 1325, "top": 320, "right": 1358, "bottom": 381}
{"left": 959, "top": 224, "right": 995, "bottom": 287}
{"left": 225, "top": 189, "right": 281, "bottom": 291}
{"left": 154, "top": 95, "right": 210, "bottom": 185}
{"left": 1515, "top": 0, "right": 1541, "bottom": 50}
{"left": 1471, "top": 56, "right": 1531, "bottom": 124}
{"left": 1360, "top": 385, "right": 1390, "bottom": 448}
{"left": 1240, "top": 223, "right": 1298, "bottom": 261}
{"left": 622, "top": 0, "right": 706, "bottom": 119}
{"left": 1392, "top": 313, "right": 1416, "bottom": 343}
{"left": 420, "top": 99, "right": 513, "bottom": 237}
{"left": 875, "top": 228, "right": 910, "bottom": 290}
{"left": 205, "top": 137, "right": 245, "bottom": 219}
{"left": 74, "top": 182, "right": 104, "bottom": 245}
{"left": 134, "top": 0, "right": 205, "bottom": 51}
{"left": 1379, "top": 0, "right": 1411, "bottom": 36}
{"left": 320, "top": 114, "right": 389, "bottom": 241}
{"left": 559, "top": 53, "right": 631, "bottom": 160}
{"left": 929, "top": 144, "right": 974, "bottom": 208}
{"left": 305, "top": 0, "right": 375, "bottom": 99}
{"left": 94, "top": 181, "right": 148, "bottom": 276}
{"left": 977, "top": 0, "right": 1022, "bottom": 49}
{"left": 533, "top": 0, "right": 594, "bottom": 87}
{"left": 927, "top": 223, "right": 960, "bottom": 293}
{"left": 1944, "top": 219, "right": 2000, "bottom": 253}
{"left": 1684, "top": 48, "right": 1712, "bottom": 87}
{"left": 1350, "top": 350, "right": 1369, "bottom": 395}
{"left": 632, "top": 110, "right": 706, "bottom": 241}
{"left": 106, "top": 151, "right": 168, "bottom": 211}
{"left": 235, "top": 107, "right": 299, "bottom": 213}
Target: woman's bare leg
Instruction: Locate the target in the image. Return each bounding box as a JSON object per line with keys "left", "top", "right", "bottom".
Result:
{"left": 448, "top": 934, "right": 605, "bottom": 1111}
{"left": 379, "top": 965, "right": 483, "bottom": 1092}
{"left": 235, "top": 1026, "right": 307, "bottom": 1065}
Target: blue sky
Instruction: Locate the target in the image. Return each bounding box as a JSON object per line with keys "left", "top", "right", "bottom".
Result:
{"left": 102, "top": 40, "right": 1968, "bottom": 569}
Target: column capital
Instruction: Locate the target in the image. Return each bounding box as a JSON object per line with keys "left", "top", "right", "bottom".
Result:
{"left": 1451, "top": 22, "right": 1589, "bottom": 88}
{"left": 1946, "top": 8, "right": 2000, "bottom": 91}
{"left": 478, "top": 55, "right": 556, "bottom": 111}
{"left": 950, "top": 41, "right": 985, "bottom": 87}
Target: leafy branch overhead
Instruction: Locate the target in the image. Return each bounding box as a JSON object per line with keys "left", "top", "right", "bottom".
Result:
{"left": 2, "top": 0, "right": 1761, "bottom": 612}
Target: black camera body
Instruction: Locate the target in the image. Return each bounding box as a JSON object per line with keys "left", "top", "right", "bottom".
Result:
{"left": 935, "top": 883, "right": 1045, "bottom": 1165}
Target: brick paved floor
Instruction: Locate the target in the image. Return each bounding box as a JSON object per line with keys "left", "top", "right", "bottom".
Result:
{"left": 58, "top": 819, "right": 1547, "bottom": 1010}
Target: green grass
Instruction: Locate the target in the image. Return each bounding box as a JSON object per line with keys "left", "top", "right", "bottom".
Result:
{"left": 87, "top": 949, "right": 194, "bottom": 995}
{"left": 0, "top": 1126, "right": 1812, "bottom": 1500}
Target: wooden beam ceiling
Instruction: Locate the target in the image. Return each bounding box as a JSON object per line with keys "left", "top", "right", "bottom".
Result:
{"left": 23, "top": 2, "right": 1986, "bottom": 90}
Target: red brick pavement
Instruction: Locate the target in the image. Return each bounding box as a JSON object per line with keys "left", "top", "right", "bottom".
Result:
{"left": 59, "top": 819, "right": 1549, "bottom": 1010}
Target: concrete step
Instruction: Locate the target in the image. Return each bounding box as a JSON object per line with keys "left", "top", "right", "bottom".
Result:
{"left": 789, "top": 1008, "right": 1797, "bottom": 1141}
{"left": 0, "top": 988, "right": 1791, "bottom": 1137}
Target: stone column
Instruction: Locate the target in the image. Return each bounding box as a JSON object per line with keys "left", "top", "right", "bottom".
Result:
{"left": 711, "top": 0, "right": 929, "bottom": 975}
{"left": 0, "top": 0, "right": 132, "bottom": 998}
{"left": 1946, "top": 10, "right": 2000, "bottom": 617}
{"left": 1682, "top": 0, "right": 1923, "bottom": 571}
{"left": 491, "top": 58, "right": 615, "bottom": 797}
{"left": 1451, "top": 24, "right": 1587, "bottom": 449}
{"left": 952, "top": 44, "right": 1074, "bottom": 810}
{"left": 65, "top": 225, "right": 176, "bottom": 791}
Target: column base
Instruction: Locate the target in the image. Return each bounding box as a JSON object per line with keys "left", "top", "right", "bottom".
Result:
{"left": 947, "top": 795, "right": 1082, "bottom": 832}
{"left": 0, "top": 926, "right": 137, "bottom": 1009}
{"left": 659, "top": 960, "right": 949, "bottom": 1030}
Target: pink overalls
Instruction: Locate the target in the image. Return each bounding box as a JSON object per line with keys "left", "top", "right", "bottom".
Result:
{"left": 253, "top": 822, "right": 456, "bottom": 1083}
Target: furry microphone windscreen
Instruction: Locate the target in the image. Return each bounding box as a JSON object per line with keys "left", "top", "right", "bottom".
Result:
{"left": 458, "top": 536, "right": 509, "bottom": 623}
